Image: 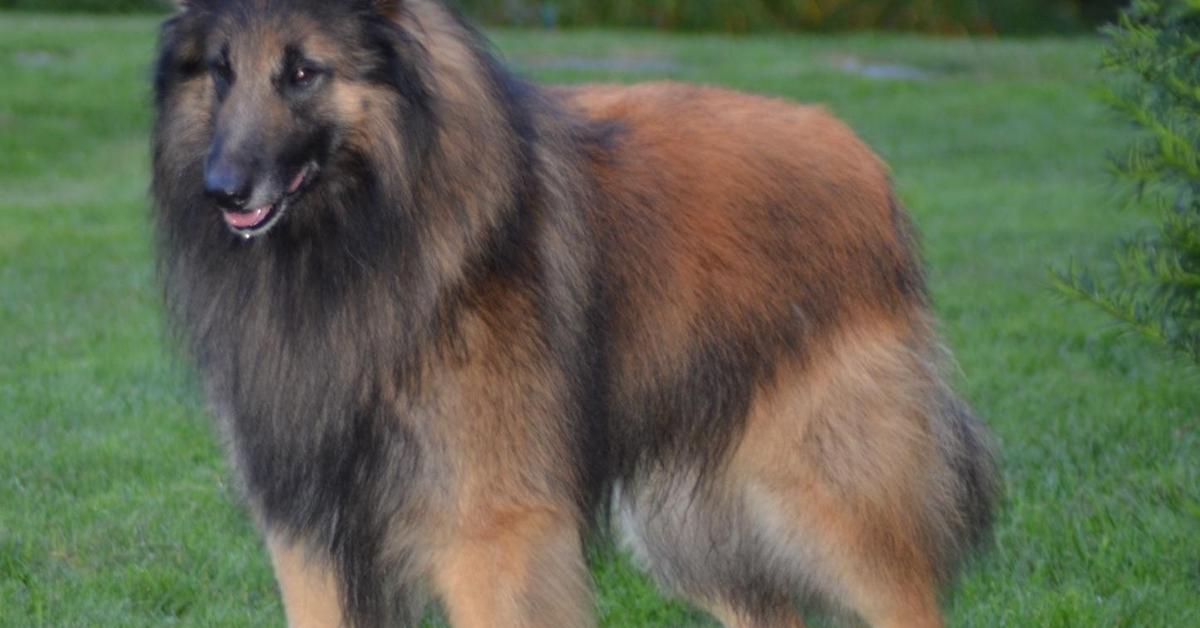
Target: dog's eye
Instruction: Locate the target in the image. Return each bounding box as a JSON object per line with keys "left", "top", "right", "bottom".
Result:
{"left": 211, "top": 62, "right": 232, "bottom": 82}
{"left": 209, "top": 59, "right": 233, "bottom": 98}
{"left": 291, "top": 66, "right": 321, "bottom": 88}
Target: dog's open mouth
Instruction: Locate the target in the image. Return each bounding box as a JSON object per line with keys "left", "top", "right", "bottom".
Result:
{"left": 223, "top": 164, "right": 315, "bottom": 238}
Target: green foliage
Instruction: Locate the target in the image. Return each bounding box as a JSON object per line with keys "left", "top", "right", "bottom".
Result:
{"left": 0, "top": 0, "right": 1127, "bottom": 33}
{"left": 459, "top": 0, "right": 1125, "bottom": 33}
{"left": 0, "top": 0, "right": 167, "bottom": 12}
{"left": 1056, "top": 0, "right": 1200, "bottom": 364}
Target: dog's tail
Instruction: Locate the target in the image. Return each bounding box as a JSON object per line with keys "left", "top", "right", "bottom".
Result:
{"left": 927, "top": 381, "right": 1001, "bottom": 581}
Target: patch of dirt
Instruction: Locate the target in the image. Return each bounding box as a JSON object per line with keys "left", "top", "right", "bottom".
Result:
{"left": 830, "top": 55, "right": 933, "bottom": 81}
{"left": 13, "top": 50, "right": 63, "bottom": 68}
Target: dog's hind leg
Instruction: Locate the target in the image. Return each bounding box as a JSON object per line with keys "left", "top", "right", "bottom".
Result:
{"left": 622, "top": 321, "right": 991, "bottom": 627}
{"left": 735, "top": 477, "right": 945, "bottom": 628}
{"left": 616, "top": 470, "right": 810, "bottom": 628}
{"left": 724, "top": 322, "right": 995, "bottom": 628}
{"left": 267, "top": 533, "right": 346, "bottom": 628}
{"left": 707, "top": 602, "right": 807, "bottom": 628}
{"left": 431, "top": 503, "right": 594, "bottom": 628}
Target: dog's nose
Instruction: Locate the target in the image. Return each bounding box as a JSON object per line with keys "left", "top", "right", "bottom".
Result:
{"left": 204, "top": 160, "right": 253, "bottom": 210}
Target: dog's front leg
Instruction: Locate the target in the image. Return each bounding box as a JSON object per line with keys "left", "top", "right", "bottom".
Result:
{"left": 431, "top": 504, "right": 594, "bottom": 628}
{"left": 267, "top": 533, "right": 346, "bottom": 628}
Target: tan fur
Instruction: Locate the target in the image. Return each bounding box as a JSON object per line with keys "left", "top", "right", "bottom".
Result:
{"left": 710, "top": 604, "right": 808, "bottom": 628}
{"left": 729, "top": 319, "right": 951, "bottom": 627}
{"left": 267, "top": 534, "right": 345, "bottom": 628}
{"left": 410, "top": 285, "right": 593, "bottom": 626}
{"left": 431, "top": 506, "right": 593, "bottom": 628}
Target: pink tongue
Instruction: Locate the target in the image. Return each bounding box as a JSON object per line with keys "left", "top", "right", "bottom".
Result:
{"left": 224, "top": 206, "right": 269, "bottom": 229}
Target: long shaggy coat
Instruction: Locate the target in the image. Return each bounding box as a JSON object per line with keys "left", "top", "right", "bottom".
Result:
{"left": 152, "top": 1, "right": 999, "bottom": 626}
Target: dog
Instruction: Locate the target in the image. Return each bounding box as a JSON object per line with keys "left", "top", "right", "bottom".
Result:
{"left": 151, "top": 1, "right": 998, "bottom": 625}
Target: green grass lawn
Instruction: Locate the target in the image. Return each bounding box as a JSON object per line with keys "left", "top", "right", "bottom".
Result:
{"left": 2, "top": 13, "right": 1198, "bottom": 627}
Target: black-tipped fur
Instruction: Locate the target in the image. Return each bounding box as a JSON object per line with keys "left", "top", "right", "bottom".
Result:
{"left": 153, "top": 1, "right": 998, "bottom": 626}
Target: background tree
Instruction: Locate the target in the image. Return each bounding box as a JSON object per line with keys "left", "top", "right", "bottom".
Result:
{"left": 1057, "top": 0, "right": 1200, "bottom": 364}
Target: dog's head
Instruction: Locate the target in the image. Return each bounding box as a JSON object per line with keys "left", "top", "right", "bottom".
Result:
{"left": 154, "top": 0, "right": 435, "bottom": 239}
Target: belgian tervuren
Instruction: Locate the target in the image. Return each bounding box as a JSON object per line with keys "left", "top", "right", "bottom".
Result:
{"left": 152, "top": 1, "right": 998, "bottom": 625}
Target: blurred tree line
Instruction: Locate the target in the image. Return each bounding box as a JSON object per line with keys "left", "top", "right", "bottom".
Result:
{"left": 463, "top": 0, "right": 1128, "bottom": 34}
{"left": 0, "top": 0, "right": 161, "bottom": 11}
{"left": 1, "top": 0, "right": 1127, "bottom": 34}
